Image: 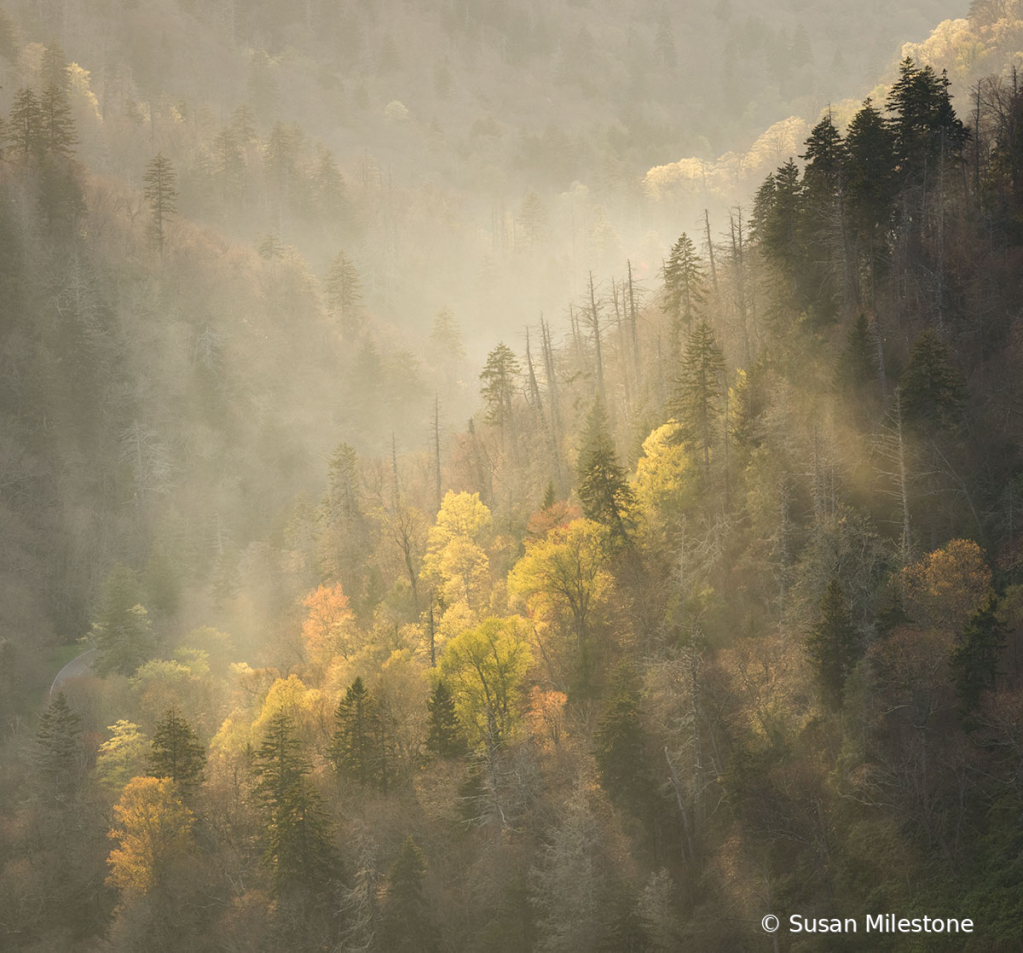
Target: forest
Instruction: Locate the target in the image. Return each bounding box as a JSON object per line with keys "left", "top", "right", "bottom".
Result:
{"left": 3, "top": 0, "right": 1023, "bottom": 951}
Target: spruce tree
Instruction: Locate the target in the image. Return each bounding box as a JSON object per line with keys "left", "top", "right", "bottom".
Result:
{"left": 252, "top": 712, "right": 337, "bottom": 895}
{"left": 324, "top": 251, "right": 363, "bottom": 339}
{"left": 40, "top": 83, "right": 78, "bottom": 157}
{"left": 542, "top": 480, "right": 557, "bottom": 511}
{"left": 9, "top": 88, "right": 44, "bottom": 162}
{"left": 35, "top": 692, "right": 83, "bottom": 800}
{"left": 143, "top": 152, "right": 178, "bottom": 258}
{"left": 662, "top": 232, "right": 704, "bottom": 343}
{"left": 328, "top": 677, "right": 382, "bottom": 787}
{"left": 149, "top": 707, "right": 207, "bottom": 789}
{"left": 594, "top": 667, "right": 652, "bottom": 817}
{"left": 426, "top": 680, "right": 466, "bottom": 758}
{"left": 379, "top": 836, "right": 439, "bottom": 952}
{"left": 577, "top": 398, "right": 635, "bottom": 546}
{"left": 951, "top": 598, "right": 1005, "bottom": 718}
{"left": 91, "top": 564, "right": 157, "bottom": 677}
{"left": 479, "top": 342, "right": 521, "bottom": 429}
{"left": 899, "top": 328, "right": 966, "bottom": 430}
{"left": 672, "top": 320, "right": 726, "bottom": 472}
{"left": 806, "top": 578, "right": 860, "bottom": 710}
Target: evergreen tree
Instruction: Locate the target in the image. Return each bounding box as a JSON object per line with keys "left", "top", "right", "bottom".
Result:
{"left": 757, "top": 159, "right": 805, "bottom": 293}
{"left": 328, "top": 677, "right": 383, "bottom": 787}
{"left": 148, "top": 707, "right": 207, "bottom": 790}
{"left": 318, "top": 442, "right": 372, "bottom": 602}
{"left": 9, "top": 88, "right": 44, "bottom": 162}
{"left": 671, "top": 320, "right": 726, "bottom": 472}
{"left": 35, "top": 692, "right": 83, "bottom": 800}
{"left": 314, "top": 146, "right": 348, "bottom": 225}
{"left": 252, "top": 712, "right": 337, "bottom": 895}
{"left": 594, "top": 667, "right": 652, "bottom": 817}
{"left": 143, "top": 152, "right": 178, "bottom": 258}
{"left": 806, "top": 578, "right": 860, "bottom": 710}
{"left": 213, "top": 126, "right": 246, "bottom": 204}
{"left": 542, "top": 480, "right": 557, "bottom": 511}
{"left": 951, "top": 598, "right": 1005, "bottom": 717}
{"left": 577, "top": 398, "right": 635, "bottom": 545}
{"left": 425, "top": 680, "right": 466, "bottom": 758}
{"left": 324, "top": 251, "right": 364, "bottom": 339}
{"left": 479, "top": 342, "right": 521, "bottom": 430}
{"left": 91, "top": 565, "right": 157, "bottom": 677}
{"left": 378, "top": 836, "right": 439, "bottom": 953}
{"left": 899, "top": 329, "right": 966, "bottom": 430}
{"left": 39, "top": 83, "right": 78, "bottom": 158}
{"left": 662, "top": 232, "right": 704, "bottom": 341}
{"left": 41, "top": 41, "right": 70, "bottom": 91}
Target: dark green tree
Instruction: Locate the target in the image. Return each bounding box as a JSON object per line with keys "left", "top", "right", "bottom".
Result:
{"left": 951, "top": 597, "right": 1005, "bottom": 717}
{"left": 149, "top": 707, "right": 207, "bottom": 790}
{"left": 252, "top": 711, "right": 337, "bottom": 894}
{"left": 143, "top": 152, "right": 178, "bottom": 258}
{"left": 480, "top": 342, "right": 521, "bottom": 430}
{"left": 328, "top": 677, "right": 383, "bottom": 787}
{"left": 91, "top": 564, "right": 157, "bottom": 677}
{"left": 577, "top": 398, "right": 635, "bottom": 545}
{"left": 39, "top": 83, "right": 78, "bottom": 158}
{"left": 899, "top": 328, "right": 966, "bottom": 430}
{"left": 378, "top": 836, "right": 439, "bottom": 953}
{"left": 35, "top": 692, "right": 83, "bottom": 801}
{"left": 9, "top": 88, "right": 44, "bottom": 162}
{"left": 594, "top": 667, "right": 652, "bottom": 817}
{"left": 425, "top": 680, "right": 466, "bottom": 758}
{"left": 542, "top": 480, "right": 557, "bottom": 511}
{"left": 806, "top": 578, "right": 860, "bottom": 710}
{"left": 662, "top": 232, "right": 704, "bottom": 345}
{"left": 324, "top": 251, "right": 364, "bottom": 339}
{"left": 671, "top": 320, "right": 726, "bottom": 472}
{"left": 756, "top": 159, "right": 805, "bottom": 296}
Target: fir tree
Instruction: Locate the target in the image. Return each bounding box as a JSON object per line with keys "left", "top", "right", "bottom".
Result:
{"left": 426, "top": 680, "right": 466, "bottom": 758}
{"left": 252, "top": 712, "right": 337, "bottom": 895}
{"left": 899, "top": 329, "right": 966, "bottom": 430}
{"left": 577, "top": 398, "right": 635, "bottom": 545}
{"left": 806, "top": 578, "right": 860, "bottom": 710}
{"left": 672, "top": 320, "right": 726, "bottom": 472}
{"left": 40, "top": 83, "right": 78, "bottom": 158}
{"left": 35, "top": 692, "right": 83, "bottom": 800}
{"left": 91, "top": 565, "right": 157, "bottom": 677}
{"left": 324, "top": 251, "right": 364, "bottom": 339}
{"left": 9, "top": 88, "right": 44, "bottom": 162}
{"left": 662, "top": 232, "right": 704, "bottom": 341}
{"left": 328, "top": 677, "right": 382, "bottom": 787}
{"left": 379, "top": 836, "right": 439, "bottom": 952}
{"left": 542, "top": 480, "right": 557, "bottom": 511}
{"left": 479, "top": 342, "right": 521, "bottom": 430}
{"left": 594, "top": 667, "right": 652, "bottom": 817}
{"left": 143, "top": 152, "right": 178, "bottom": 258}
{"left": 148, "top": 707, "right": 207, "bottom": 790}
{"left": 951, "top": 598, "right": 1005, "bottom": 718}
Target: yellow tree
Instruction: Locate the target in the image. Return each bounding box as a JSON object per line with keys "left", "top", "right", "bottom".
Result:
{"left": 107, "top": 776, "right": 194, "bottom": 898}
{"left": 438, "top": 536, "right": 491, "bottom": 613}
{"left": 422, "top": 490, "right": 493, "bottom": 578}
{"left": 900, "top": 538, "right": 993, "bottom": 635}
{"left": 439, "top": 616, "right": 532, "bottom": 752}
{"left": 508, "top": 518, "right": 612, "bottom": 691}
{"left": 301, "top": 583, "right": 358, "bottom": 663}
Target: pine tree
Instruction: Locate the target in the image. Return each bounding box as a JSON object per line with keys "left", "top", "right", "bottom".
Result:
{"left": 252, "top": 712, "right": 337, "bottom": 894}
{"left": 899, "top": 329, "right": 966, "bottom": 430}
{"left": 806, "top": 578, "right": 860, "bottom": 710}
{"left": 41, "top": 41, "right": 70, "bottom": 91}
{"left": 577, "top": 398, "right": 635, "bottom": 546}
{"left": 542, "top": 480, "right": 557, "bottom": 511}
{"left": 328, "top": 677, "right": 383, "bottom": 787}
{"left": 378, "top": 836, "right": 439, "bottom": 952}
{"left": 671, "top": 320, "right": 725, "bottom": 472}
{"left": 314, "top": 146, "right": 348, "bottom": 225}
{"left": 149, "top": 707, "right": 207, "bottom": 789}
{"left": 213, "top": 126, "right": 246, "bottom": 204}
{"left": 758, "top": 159, "right": 805, "bottom": 290}
{"left": 951, "top": 598, "right": 1005, "bottom": 717}
{"left": 91, "top": 565, "right": 157, "bottom": 677}
{"left": 324, "top": 251, "right": 364, "bottom": 339}
{"left": 35, "top": 692, "right": 83, "bottom": 800}
{"left": 426, "top": 680, "right": 466, "bottom": 758}
{"left": 143, "top": 153, "right": 178, "bottom": 258}
{"left": 9, "top": 88, "right": 44, "bottom": 162}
